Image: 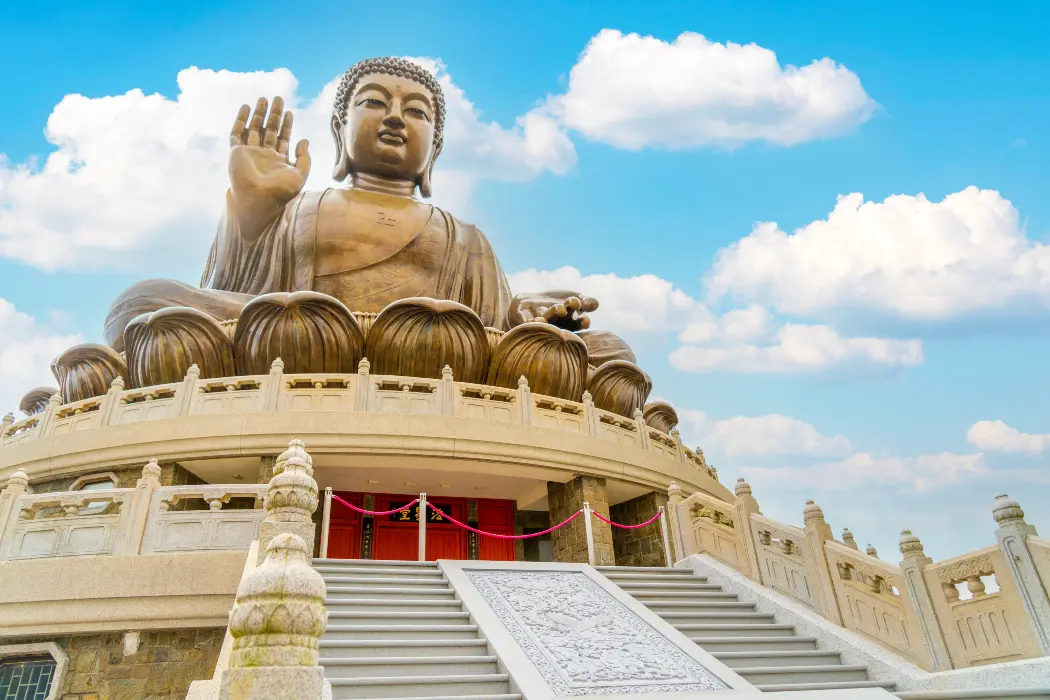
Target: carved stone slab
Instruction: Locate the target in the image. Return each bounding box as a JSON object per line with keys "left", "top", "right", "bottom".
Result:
{"left": 466, "top": 570, "right": 726, "bottom": 695}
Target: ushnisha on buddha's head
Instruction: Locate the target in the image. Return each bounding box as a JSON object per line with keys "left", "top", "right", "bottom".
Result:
{"left": 330, "top": 57, "right": 446, "bottom": 198}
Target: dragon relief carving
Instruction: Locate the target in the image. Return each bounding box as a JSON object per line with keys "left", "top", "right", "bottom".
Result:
{"left": 467, "top": 570, "right": 726, "bottom": 695}
{"left": 933, "top": 554, "right": 996, "bottom": 585}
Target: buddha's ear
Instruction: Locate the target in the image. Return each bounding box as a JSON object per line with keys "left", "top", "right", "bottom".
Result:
{"left": 330, "top": 114, "right": 351, "bottom": 182}
{"left": 418, "top": 141, "right": 442, "bottom": 198}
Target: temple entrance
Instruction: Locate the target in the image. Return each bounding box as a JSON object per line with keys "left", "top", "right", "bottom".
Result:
{"left": 327, "top": 491, "right": 516, "bottom": 561}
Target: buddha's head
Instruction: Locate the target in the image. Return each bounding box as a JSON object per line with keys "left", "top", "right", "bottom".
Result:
{"left": 331, "top": 57, "right": 446, "bottom": 197}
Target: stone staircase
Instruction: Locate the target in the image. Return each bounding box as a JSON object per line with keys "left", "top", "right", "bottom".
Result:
{"left": 313, "top": 558, "right": 518, "bottom": 700}
{"left": 598, "top": 565, "right": 898, "bottom": 694}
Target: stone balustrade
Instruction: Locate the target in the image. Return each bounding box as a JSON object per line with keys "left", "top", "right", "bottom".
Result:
{"left": 668, "top": 480, "right": 1050, "bottom": 671}
{"left": 0, "top": 359, "right": 716, "bottom": 482}
{"left": 0, "top": 462, "right": 265, "bottom": 562}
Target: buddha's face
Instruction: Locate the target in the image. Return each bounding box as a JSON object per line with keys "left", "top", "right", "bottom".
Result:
{"left": 344, "top": 72, "right": 436, "bottom": 182}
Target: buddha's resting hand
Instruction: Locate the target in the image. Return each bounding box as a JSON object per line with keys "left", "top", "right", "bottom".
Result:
{"left": 508, "top": 291, "right": 599, "bottom": 332}
{"left": 228, "top": 97, "right": 312, "bottom": 238}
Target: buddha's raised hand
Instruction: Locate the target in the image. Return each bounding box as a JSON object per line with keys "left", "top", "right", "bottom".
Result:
{"left": 509, "top": 291, "right": 600, "bottom": 332}
{"left": 228, "top": 97, "right": 311, "bottom": 236}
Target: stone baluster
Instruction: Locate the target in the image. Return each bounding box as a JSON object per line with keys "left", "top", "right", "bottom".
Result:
{"left": 580, "top": 390, "right": 596, "bottom": 435}
{"left": 259, "top": 439, "right": 319, "bottom": 563}
{"left": 98, "top": 376, "right": 126, "bottom": 426}
{"left": 666, "top": 482, "right": 688, "bottom": 563}
{"left": 0, "top": 470, "right": 29, "bottom": 556}
{"left": 992, "top": 494, "right": 1050, "bottom": 653}
{"left": 354, "top": 358, "right": 370, "bottom": 411}
{"left": 0, "top": 413, "right": 13, "bottom": 443}
{"left": 898, "top": 529, "right": 953, "bottom": 671}
{"left": 262, "top": 358, "right": 284, "bottom": 411}
{"left": 121, "top": 458, "right": 163, "bottom": 555}
{"left": 35, "top": 393, "right": 63, "bottom": 438}
{"left": 218, "top": 533, "right": 327, "bottom": 699}
{"left": 172, "top": 364, "right": 201, "bottom": 417}
{"left": 633, "top": 408, "right": 650, "bottom": 451}
{"left": 842, "top": 528, "right": 859, "bottom": 550}
{"left": 733, "top": 478, "right": 764, "bottom": 584}
{"left": 670, "top": 428, "right": 686, "bottom": 464}
{"left": 440, "top": 365, "right": 455, "bottom": 416}
{"left": 801, "top": 500, "right": 843, "bottom": 625}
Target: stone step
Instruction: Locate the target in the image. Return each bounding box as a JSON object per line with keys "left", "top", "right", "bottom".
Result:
{"left": 326, "top": 586, "right": 456, "bottom": 599}
{"left": 327, "top": 611, "right": 472, "bottom": 626}
{"left": 314, "top": 558, "right": 439, "bottom": 568}
{"left": 322, "top": 575, "right": 451, "bottom": 587}
{"left": 623, "top": 589, "right": 738, "bottom": 599}
{"left": 357, "top": 695, "right": 519, "bottom": 700}
{"left": 895, "top": 691, "right": 1050, "bottom": 699}
{"left": 642, "top": 600, "right": 756, "bottom": 614}
{"left": 323, "top": 624, "right": 481, "bottom": 641}
{"left": 734, "top": 663, "right": 872, "bottom": 687}
{"left": 713, "top": 650, "right": 842, "bottom": 668}
{"left": 754, "top": 679, "right": 896, "bottom": 692}
{"left": 320, "top": 640, "right": 490, "bottom": 659}
{"left": 695, "top": 636, "right": 820, "bottom": 653}
{"left": 595, "top": 566, "right": 680, "bottom": 573}
{"left": 322, "top": 656, "right": 498, "bottom": 679}
{"left": 615, "top": 581, "right": 723, "bottom": 591}
{"left": 315, "top": 566, "right": 449, "bottom": 579}
{"left": 328, "top": 674, "right": 510, "bottom": 699}
{"left": 601, "top": 572, "right": 703, "bottom": 582}
{"left": 684, "top": 623, "right": 798, "bottom": 639}
{"left": 657, "top": 612, "right": 777, "bottom": 626}
{"left": 325, "top": 598, "right": 465, "bottom": 613}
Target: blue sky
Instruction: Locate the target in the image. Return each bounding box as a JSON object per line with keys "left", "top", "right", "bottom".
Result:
{"left": 2, "top": 0, "right": 1049, "bottom": 562}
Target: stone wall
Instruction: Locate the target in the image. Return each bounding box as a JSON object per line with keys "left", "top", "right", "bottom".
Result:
{"left": 5, "top": 628, "right": 223, "bottom": 699}
{"left": 514, "top": 510, "right": 552, "bottom": 562}
{"left": 31, "top": 462, "right": 202, "bottom": 492}
{"left": 611, "top": 491, "right": 669, "bottom": 568}
{"left": 547, "top": 476, "right": 614, "bottom": 565}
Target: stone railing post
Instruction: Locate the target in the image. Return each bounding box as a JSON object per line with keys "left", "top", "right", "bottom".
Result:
{"left": 518, "top": 376, "right": 532, "bottom": 425}
{"left": 898, "top": 529, "right": 954, "bottom": 671}
{"left": 0, "top": 470, "right": 29, "bottom": 552}
{"left": 842, "top": 528, "right": 859, "bottom": 550}
{"left": 354, "top": 358, "right": 370, "bottom": 411}
{"left": 36, "top": 393, "right": 62, "bottom": 438}
{"left": 172, "top": 364, "right": 201, "bottom": 417}
{"left": 666, "top": 482, "right": 687, "bottom": 562}
{"left": 993, "top": 494, "right": 1050, "bottom": 653}
{"left": 440, "top": 365, "right": 455, "bottom": 416}
{"left": 120, "top": 458, "right": 163, "bottom": 556}
{"left": 801, "top": 500, "right": 843, "bottom": 625}
{"left": 218, "top": 533, "right": 327, "bottom": 699}
{"left": 734, "top": 478, "right": 763, "bottom": 584}
{"left": 581, "top": 390, "right": 596, "bottom": 435}
{"left": 670, "top": 428, "right": 686, "bottom": 464}
{"left": 98, "top": 376, "right": 126, "bottom": 426}
{"left": 259, "top": 440, "right": 319, "bottom": 564}
{"left": 0, "top": 413, "right": 13, "bottom": 443}
{"left": 633, "top": 409, "right": 651, "bottom": 451}
{"left": 262, "top": 358, "right": 284, "bottom": 411}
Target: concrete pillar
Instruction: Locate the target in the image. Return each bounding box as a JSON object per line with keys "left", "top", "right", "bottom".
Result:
{"left": 993, "top": 494, "right": 1050, "bottom": 653}
{"left": 547, "top": 476, "right": 613, "bottom": 565}
{"left": 610, "top": 491, "right": 668, "bottom": 567}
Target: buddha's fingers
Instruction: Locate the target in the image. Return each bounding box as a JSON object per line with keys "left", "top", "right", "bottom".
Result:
{"left": 542, "top": 304, "right": 567, "bottom": 322}
{"left": 263, "top": 97, "right": 284, "bottom": 149}
{"left": 576, "top": 314, "right": 591, "bottom": 330}
{"left": 276, "top": 111, "right": 294, "bottom": 157}
{"left": 564, "top": 296, "right": 582, "bottom": 311}
{"left": 246, "top": 98, "right": 268, "bottom": 147}
{"left": 230, "top": 104, "right": 251, "bottom": 148}
{"left": 293, "top": 139, "right": 311, "bottom": 178}
{"left": 580, "top": 296, "right": 599, "bottom": 313}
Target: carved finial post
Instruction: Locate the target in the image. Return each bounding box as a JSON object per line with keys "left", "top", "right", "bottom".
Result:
{"left": 173, "top": 363, "right": 202, "bottom": 417}
{"left": 121, "top": 458, "right": 164, "bottom": 556}
{"left": 580, "top": 389, "right": 596, "bottom": 435}
{"left": 732, "top": 478, "right": 763, "bottom": 583}
{"left": 36, "top": 393, "right": 63, "bottom": 438}
{"left": 991, "top": 494, "right": 1050, "bottom": 653}
{"left": 219, "top": 533, "right": 327, "bottom": 699}
{"left": 800, "top": 500, "right": 842, "bottom": 625}
{"left": 355, "top": 357, "right": 371, "bottom": 410}
{"left": 440, "top": 364, "right": 455, "bottom": 416}
{"left": 98, "top": 375, "right": 127, "bottom": 426}
{"left": 0, "top": 413, "right": 13, "bottom": 442}
{"left": 262, "top": 358, "right": 284, "bottom": 411}
{"left": 633, "top": 408, "right": 650, "bottom": 451}
{"left": 842, "top": 528, "right": 859, "bottom": 549}
{"left": 258, "top": 440, "right": 319, "bottom": 564}
{"left": 0, "top": 469, "right": 29, "bottom": 546}
{"left": 865, "top": 544, "right": 879, "bottom": 559}
{"left": 670, "top": 428, "right": 686, "bottom": 464}
{"left": 518, "top": 375, "right": 533, "bottom": 426}
{"left": 896, "top": 529, "right": 953, "bottom": 671}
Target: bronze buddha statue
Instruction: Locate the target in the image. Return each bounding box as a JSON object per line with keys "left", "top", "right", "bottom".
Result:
{"left": 79, "top": 57, "right": 653, "bottom": 414}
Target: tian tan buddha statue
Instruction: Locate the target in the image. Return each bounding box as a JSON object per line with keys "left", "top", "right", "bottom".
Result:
{"left": 47, "top": 58, "right": 665, "bottom": 425}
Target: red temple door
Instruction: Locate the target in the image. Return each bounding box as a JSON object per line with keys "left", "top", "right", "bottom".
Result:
{"left": 477, "top": 499, "right": 516, "bottom": 561}
{"left": 327, "top": 491, "right": 362, "bottom": 559}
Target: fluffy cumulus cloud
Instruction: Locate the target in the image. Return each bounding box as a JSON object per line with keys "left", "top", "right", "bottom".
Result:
{"left": 678, "top": 410, "right": 851, "bottom": 457}
{"left": 708, "top": 187, "right": 1050, "bottom": 320}
{"left": 0, "top": 299, "right": 83, "bottom": 414}
{"left": 967, "top": 420, "right": 1050, "bottom": 454}
{"left": 547, "top": 29, "right": 876, "bottom": 150}
{"left": 0, "top": 61, "right": 576, "bottom": 273}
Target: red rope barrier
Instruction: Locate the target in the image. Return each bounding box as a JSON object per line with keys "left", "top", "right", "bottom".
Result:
{"left": 425, "top": 501, "right": 581, "bottom": 539}
{"left": 591, "top": 509, "right": 662, "bottom": 530}
{"left": 332, "top": 494, "right": 419, "bottom": 516}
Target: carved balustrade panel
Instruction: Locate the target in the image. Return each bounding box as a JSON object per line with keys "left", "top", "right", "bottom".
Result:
{"left": 681, "top": 491, "right": 745, "bottom": 571}
{"left": 0, "top": 489, "right": 134, "bottom": 560}
{"left": 648, "top": 429, "right": 678, "bottom": 461}
{"left": 594, "top": 409, "right": 640, "bottom": 447}
{"left": 277, "top": 374, "right": 355, "bottom": 411}
{"left": 110, "top": 384, "right": 179, "bottom": 425}
{"left": 750, "top": 514, "right": 815, "bottom": 608}
{"left": 824, "top": 540, "right": 923, "bottom": 663}
{"left": 2, "top": 416, "right": 40, "bottom": 446}
{"left": 457, "top": 385, "right": 519, "bottom": 423}
{"left": 927, "top": 546, "right": 1030, "bottom": 666}
{"left": 532, "top": 395, "right": 587, "bottom": 434}
{"left": 50, "top": 397, "right": 105, "bottom": 435}
{"left": 369, "top": 376, "right": 441, "bottom": 414}
{"left": 189, "top": 376, "right": 266, "bottom": 415}
{"left": 142, "top": 485, "right": 267, "bottom": 554}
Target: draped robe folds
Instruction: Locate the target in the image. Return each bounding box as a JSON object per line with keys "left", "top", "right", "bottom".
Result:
{"left": 104, "top": 189, "right": 514, "bottom": 349}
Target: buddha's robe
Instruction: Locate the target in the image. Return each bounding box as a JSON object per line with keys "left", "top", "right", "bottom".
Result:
{"left": 104, "top": 189, "right": 513, "bottom": 349}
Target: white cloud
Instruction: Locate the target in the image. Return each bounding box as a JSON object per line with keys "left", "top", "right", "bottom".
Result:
{"left": 708, "top": 187, "right": 1050, "bottom": 320}
{"left": 678, "top": 410, "right": 851, "bottom": 457}
{"left": 967, "top": 420, "right": 1050, "bottom": 454}
{"left": 0, "top": 299, "right": 83, "bottom": 415}
{"left": 670, "top": 322, "right": 924, "bottom": 374}
{"left": 0, "top": 61, "right": 575, "bottom": 273}
{"left": 547, "top": 29, "right": 875, "bottom": 150}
